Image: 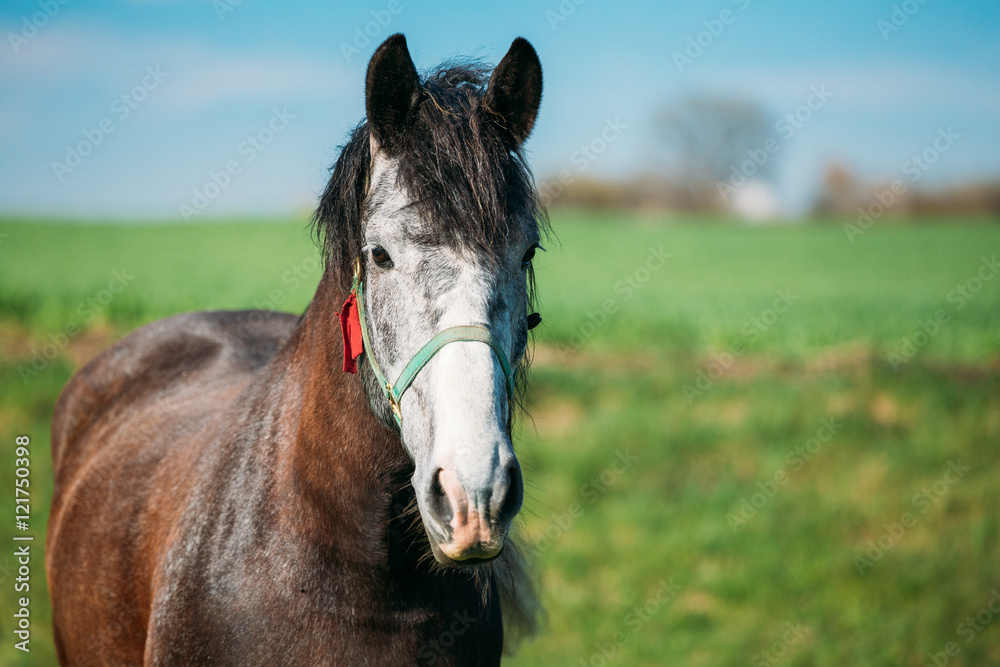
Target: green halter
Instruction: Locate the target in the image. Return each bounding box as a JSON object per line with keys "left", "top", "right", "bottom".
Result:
{"left": 351, "top": 258, "right": 516, "bottom": 425}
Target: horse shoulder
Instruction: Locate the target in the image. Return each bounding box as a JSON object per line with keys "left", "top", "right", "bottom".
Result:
{"left": 47, "top": 309, "right": 301, "bottom": 664}
{"left": 50, "top": 309, "right": 298, "bottom": 479}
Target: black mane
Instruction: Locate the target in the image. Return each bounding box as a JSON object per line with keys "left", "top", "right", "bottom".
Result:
{"left": 312, "top": 61, "right": 548, "bottom": 296}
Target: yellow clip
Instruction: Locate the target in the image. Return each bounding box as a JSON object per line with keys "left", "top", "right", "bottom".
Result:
{"left": 386, "top": 383, "right": 402, "bottom": 421}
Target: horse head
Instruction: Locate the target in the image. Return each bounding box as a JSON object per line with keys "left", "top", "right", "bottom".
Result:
{"left": 319, "top": 34, "right": 544, "bottom": 566}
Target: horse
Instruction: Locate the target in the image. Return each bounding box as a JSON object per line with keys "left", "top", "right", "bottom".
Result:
{"left": 46, "top": 33, "right": 547, "bottom": 666}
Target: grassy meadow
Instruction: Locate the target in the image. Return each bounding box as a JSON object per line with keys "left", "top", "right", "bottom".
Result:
{"left": 0, "top": 214, "right": 998, "bottom": 666}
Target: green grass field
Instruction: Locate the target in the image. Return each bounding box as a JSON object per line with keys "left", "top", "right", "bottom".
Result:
{"left": 1, "top": 214, "right": 998, "bottom": 665}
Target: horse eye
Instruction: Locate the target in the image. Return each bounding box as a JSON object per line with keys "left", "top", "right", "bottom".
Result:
{"left": 370, "top": 246, "right": 393, "bottom": 269}
{"left": 521, "top": 246, "right": 537, "bottom": 269}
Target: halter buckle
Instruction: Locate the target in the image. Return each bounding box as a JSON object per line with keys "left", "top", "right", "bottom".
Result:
{"left": 389, "top": 395, "right": 402, "bottom": 421}
{"left": 352, "top": 256, "right": 362, "bottom": 287}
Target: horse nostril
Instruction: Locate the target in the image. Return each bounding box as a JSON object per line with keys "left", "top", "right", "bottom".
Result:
{"left": 429, "top": 468, "right": 453, "bottom": 525}
{"left": 497, "top": 462, "right": 523, "bottom": 524}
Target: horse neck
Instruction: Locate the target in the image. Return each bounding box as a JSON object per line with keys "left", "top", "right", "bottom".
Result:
{"left": 280, "top": 270, "right": 415, "bottom": 563}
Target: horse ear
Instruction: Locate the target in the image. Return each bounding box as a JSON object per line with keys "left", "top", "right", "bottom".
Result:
{"left": 484, "top": 37, "right": 543, "bottom": 146}
{"left": 365, "top": 33, "right": 421, "bottom": 155}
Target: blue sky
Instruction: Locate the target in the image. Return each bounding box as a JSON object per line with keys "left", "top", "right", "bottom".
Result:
{"left": 1, "top": 0, "right": 998, "bottom": 219}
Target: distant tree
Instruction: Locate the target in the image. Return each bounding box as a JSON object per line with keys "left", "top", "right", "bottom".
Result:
{"left": 813, "top": 163, "right": 861, "bottom": 216}
{"left": 655, "top": 95, "right": 772, "bottom": 211}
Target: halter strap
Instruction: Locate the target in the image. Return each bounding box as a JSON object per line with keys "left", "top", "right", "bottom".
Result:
{"left": 352, "top": 258, "right": 515, "bottom": 425}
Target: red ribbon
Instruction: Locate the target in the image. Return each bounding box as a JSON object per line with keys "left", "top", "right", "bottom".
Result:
{"left": 339, "top": 291, "right": 364, "bottom": 374}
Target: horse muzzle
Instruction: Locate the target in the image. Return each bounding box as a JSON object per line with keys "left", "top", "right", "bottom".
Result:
{"left": 422, "top": 462, "right": 523, "bottom": 566}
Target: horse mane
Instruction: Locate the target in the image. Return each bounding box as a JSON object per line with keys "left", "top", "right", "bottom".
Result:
{"left": 311, "top": 60, "right": 548, "bottom": 652}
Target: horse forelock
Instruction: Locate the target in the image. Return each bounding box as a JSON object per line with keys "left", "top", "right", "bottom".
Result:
{"left": 314, "top": 62, "right": 547, "bottom": 282}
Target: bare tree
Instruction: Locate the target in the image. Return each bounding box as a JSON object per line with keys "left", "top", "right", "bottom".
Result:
{"left": 656, "top": 95, "right": 772, "bottom": 211}
{"left": 813, "top": 162, "right": 862, "bottom": 216}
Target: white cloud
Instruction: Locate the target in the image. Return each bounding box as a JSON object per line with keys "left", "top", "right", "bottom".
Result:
{"left": 163, "top": 54, "right": 351, "bottom": 110}
{"left": 692, "top": 62, "right": 1000, "bottom": 112}
{"left": 0, "top": 20, "right": 352, "bottom": 108}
